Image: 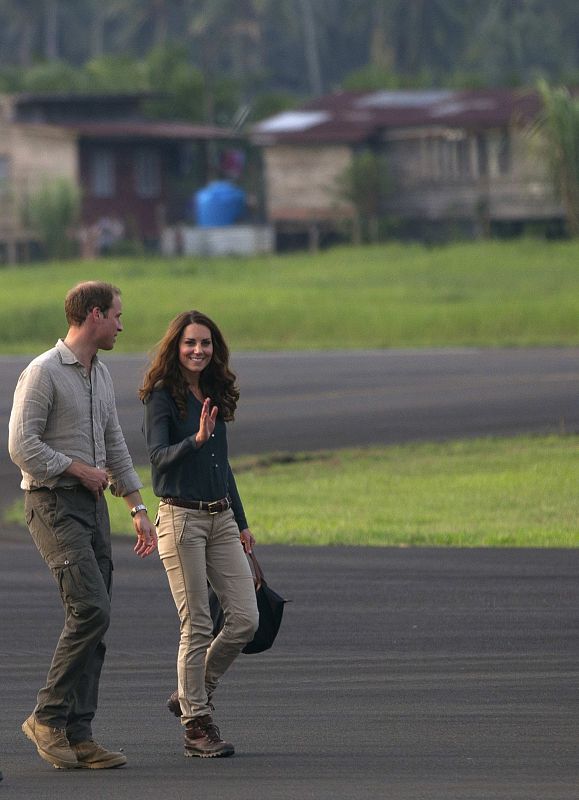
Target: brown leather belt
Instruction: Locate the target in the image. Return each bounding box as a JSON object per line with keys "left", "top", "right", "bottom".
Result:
{"left": 161, "top": 496, "right": 231, "bottom": 514}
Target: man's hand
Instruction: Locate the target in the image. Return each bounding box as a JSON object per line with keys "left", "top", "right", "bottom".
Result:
{"left": 64, "top": 461, "right": 109, "bottom": 500}
{"left": 133, "top": 512, "right": 157, "bottom": 558}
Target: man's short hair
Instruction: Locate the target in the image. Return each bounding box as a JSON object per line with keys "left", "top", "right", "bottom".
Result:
{"left": 64, "top": 281, "right": 121, "bottom": 326}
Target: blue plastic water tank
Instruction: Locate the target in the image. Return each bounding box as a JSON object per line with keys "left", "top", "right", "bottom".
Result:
{"left": 195, "top": 181, "right": 246, "bottom": 227}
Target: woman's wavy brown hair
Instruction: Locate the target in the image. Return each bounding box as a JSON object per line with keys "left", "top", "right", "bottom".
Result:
{"left": 139, "top": 310, "right": 239, "bottom": 421}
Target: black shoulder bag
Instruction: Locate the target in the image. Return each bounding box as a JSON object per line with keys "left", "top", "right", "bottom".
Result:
{"left": 208, "top": 550, "right": 289, "bottom": 654}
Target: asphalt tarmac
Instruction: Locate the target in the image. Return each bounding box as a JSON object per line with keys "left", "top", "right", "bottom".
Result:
{"left": 2, "top": 348, "right": 579, "bottom": 510}
{"left": 1, "top": 531, "right": 578, "bottom": 800}
{"left": 2, "top": 349, "right": 579, "bottom": 797}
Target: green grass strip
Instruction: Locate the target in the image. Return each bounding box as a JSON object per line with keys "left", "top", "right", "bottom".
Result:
{"left": 4, "top": 239, "right": 579, "bottom": 352}
{"left": 5, "top": 435, "right": 579, "bottom": 546}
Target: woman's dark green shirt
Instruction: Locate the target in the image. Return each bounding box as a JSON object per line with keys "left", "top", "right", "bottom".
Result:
{"left": 143, "top": 386, "right": 248, "bottom": 531}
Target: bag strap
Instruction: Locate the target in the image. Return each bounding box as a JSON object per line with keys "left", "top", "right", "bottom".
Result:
{"left": 247, "top": 550, "right": 265, "bottom": 590}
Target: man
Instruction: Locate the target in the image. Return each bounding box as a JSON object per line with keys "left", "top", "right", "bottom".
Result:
{"left": 8, "top": 281, "right": 157, "bottom": 771}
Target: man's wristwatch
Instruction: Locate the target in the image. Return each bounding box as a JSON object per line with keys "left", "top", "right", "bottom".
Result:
{"left": 130, "top": 503, "right": 148, "bottom": 517}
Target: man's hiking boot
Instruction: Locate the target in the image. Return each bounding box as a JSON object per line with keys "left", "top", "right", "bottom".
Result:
{"left": 22, "top": 714, "right": 78, "bottom": 770}
{"left": 71, "top": 739, "right": 127, "bottom": 769}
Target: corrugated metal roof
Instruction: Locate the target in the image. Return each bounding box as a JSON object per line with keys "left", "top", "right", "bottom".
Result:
{"left": 7, "top": 93, "right": 237, "bottom": 141}
{"left": 55, "top": 120, "right": 236, "bottom": 141}
{"left": 252, "top": 88, "right": 544, "bottom": 145}
{"left": 13, "top": 91, "right": 156, "bottom": 105}
{"left": 357, "top": 89, "right": 455, "bottom": 108}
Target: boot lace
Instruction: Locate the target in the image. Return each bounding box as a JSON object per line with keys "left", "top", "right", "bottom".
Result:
{"left": 198, "top": 716, "right": 222, "bottom": 743}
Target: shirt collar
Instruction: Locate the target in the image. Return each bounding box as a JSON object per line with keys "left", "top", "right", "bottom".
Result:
{"left": 55, "top": 338, "right": 100, "bottom": 367}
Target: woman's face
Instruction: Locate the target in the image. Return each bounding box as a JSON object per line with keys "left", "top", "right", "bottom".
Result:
{"left": 178, "top": 322, "right": 213, "bottom": 379}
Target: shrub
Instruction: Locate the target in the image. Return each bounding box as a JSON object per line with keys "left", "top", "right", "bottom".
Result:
{"left": 25, "top": 179, "right": 80, "bottom": 260}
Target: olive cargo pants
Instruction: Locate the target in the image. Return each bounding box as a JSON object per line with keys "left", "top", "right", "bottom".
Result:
{"left": 24, "top": 486, "right": 112, "bottom": 744}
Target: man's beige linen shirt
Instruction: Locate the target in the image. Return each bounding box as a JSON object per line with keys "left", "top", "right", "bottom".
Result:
{"left": 8, "top": 339, "right": 142, "bottom": 496}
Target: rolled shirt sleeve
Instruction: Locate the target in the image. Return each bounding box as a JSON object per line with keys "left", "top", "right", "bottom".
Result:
{"left": 8, "top": 364, "right": 73, "bottom": 486}
{"left": 8, "top": 341, "right": 142, "bottom": 495}
{"left": 103, "top": 399, "right": 143, "bottom": 497}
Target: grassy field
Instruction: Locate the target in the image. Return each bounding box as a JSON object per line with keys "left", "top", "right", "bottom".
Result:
{"left": 2, "top": 238, "right": 579, "bottom": 352}
{"left": 6, "top": 435, "right": 579, "bottom": 547}
{"left": 4, "top": 241, "right": 578, "bottom": 547}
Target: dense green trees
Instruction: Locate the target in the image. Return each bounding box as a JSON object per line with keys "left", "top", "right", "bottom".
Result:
{"left": 0, "top": 1, "right": 578, "bottom": 130}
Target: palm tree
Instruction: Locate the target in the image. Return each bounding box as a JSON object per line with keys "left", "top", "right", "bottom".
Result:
{"left": 534, "top": 80, "right": 579, "bottom": 236}
{"left": 182, "top": 0, "right": 270, "bottom": 120}
{"left": 0, "top": 0, "right": 44, "bottom": 66}
{"left": 107, "top": 0, "right": 186, "bottom": 53}
{"left": 187, "top": 0, "right": 267, "bottom": 79}
{"left": 297, "top": 0, "right": 322, "bottom": 95}
{"left": 43, "top": 0, "right": 59, "bottom": 59}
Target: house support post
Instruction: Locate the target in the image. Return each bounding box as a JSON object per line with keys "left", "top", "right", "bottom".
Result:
{"left": 352, "top": 215, "right": 362, "bottom": 245}
{"left": 308, "top": 221, "right": 320, "bottom": 252}
{"left": 6, "top": 237, "right": 16, "bottom": 265}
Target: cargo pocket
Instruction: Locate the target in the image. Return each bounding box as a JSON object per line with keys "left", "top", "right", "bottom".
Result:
{"left": 25, "top": 492, "right": 61, "bottom": 562}
{"left": 48, "top": 551, "right": 111, "bottom": 622}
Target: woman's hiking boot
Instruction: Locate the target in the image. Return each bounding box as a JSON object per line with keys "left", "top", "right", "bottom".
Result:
{"left": 183, "top": 715, "right": 234, "bottom": 758}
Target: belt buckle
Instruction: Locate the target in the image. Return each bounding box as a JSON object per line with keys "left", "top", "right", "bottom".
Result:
{"left": 208, "top": 500, "right": 221, "bottom": 515}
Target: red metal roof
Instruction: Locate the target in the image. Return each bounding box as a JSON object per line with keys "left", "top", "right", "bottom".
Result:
{"left": 252, "top": 88, "right": 544, "bottom": 145}
{"left": 11, "top": 92, "right": 236, "bottom": 141}
{"left": 57, "top": 120, "right": 236, "bottom": 141}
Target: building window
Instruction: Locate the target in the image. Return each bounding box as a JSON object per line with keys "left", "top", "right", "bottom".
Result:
{"left": 90, "top": 149, "right": 115, "bottom": 198}
{"left": 497, "top": 130, "right": 511, "bottom": 175}
{"left": 393, "top": 132, "right": 480, "bottom": 183}
{"left": 135, "top": 148, "right": 161, "bottom": 198}
{"left": 456, "top": 137, "right": 471, "bottom": 178}
{"left": 476, "top": 134, "right": 488, "bottom": 177}
{"left": 437, "top": 132, "right": 471, "bottom": 179}
{"left": 179, "top": 142, "right": 195, "bottom": 177}
{"left": 418, "top": 132, "right": 472, "bottom": 181}
{"left": 486, "top": 129, "right": 512, "bottom": 178}
{"left": 0, "top": 155, "right": 9, "bottom": 193}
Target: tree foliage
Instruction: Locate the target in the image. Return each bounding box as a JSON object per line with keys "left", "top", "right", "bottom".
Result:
{"left": 24, "top": 178, "right": 80, "bottom": 259}
{"left": 334, "top": 150, "right": 390, "bottom": 242}
{"left": 0, "top": 1, "right": 578, "bottom": 120}
{"left": 533, "top": 80, "right": 579, "bottom": 236}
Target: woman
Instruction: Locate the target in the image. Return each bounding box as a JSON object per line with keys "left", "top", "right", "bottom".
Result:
{"left": 140, "top": 310, "right": 259, "bottom": 758}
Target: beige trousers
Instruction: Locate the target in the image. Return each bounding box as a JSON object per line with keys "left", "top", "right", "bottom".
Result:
{"left": 156, "top": 502, "right": 258, "bottom": 722}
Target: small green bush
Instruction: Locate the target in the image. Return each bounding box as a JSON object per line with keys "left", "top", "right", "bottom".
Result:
{"left": 25, "top": 179, "right": 80, "bottom": 260}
